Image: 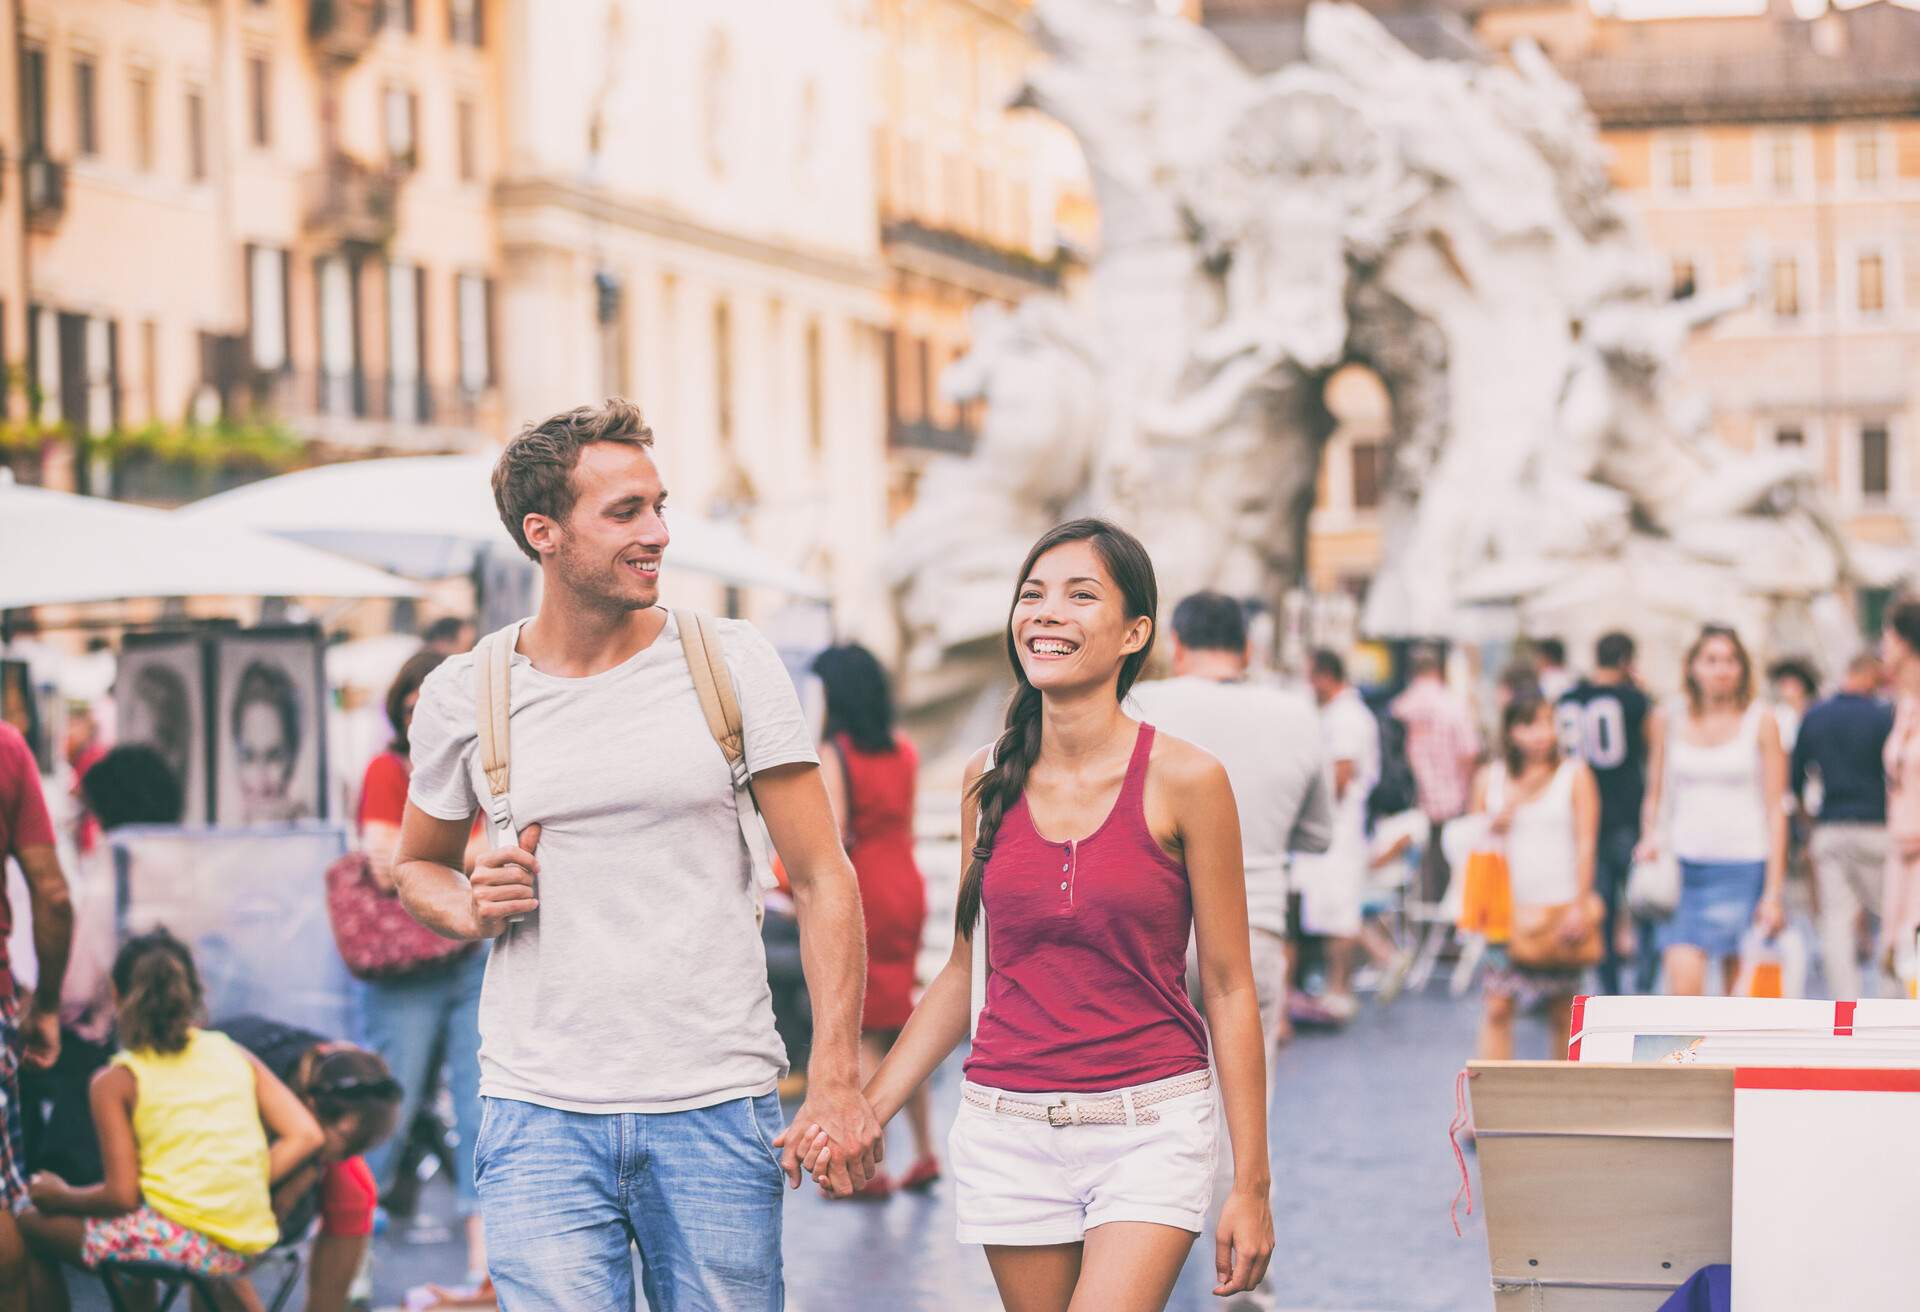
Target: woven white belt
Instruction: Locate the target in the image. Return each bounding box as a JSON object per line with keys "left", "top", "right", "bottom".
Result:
{"left": 962, "top": 1069, "right": 1212, "bottom": 1128}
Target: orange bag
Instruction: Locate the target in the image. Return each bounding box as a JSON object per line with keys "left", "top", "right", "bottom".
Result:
{"left": 1457, "top": 848, "right": 1514, "bottom": 944}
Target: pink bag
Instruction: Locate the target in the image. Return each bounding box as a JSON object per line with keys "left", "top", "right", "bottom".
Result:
{"left": 324, "top": 852, "right": 473, "bottom": 981}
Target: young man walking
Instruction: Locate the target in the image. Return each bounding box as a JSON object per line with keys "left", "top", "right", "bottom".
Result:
{"left": 1296, "top": 649, "right": 1380, "bottom": 1022}
{"left": 394, "top": 402, "right": 880, "bottom": 1310}
{"left": 1129, "top": 592, "right": 1329, "bottom": 1312}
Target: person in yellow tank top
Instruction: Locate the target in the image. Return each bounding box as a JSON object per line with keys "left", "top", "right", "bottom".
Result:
{"left": 13, "top": 931, "right": 325, "bottom": 1310}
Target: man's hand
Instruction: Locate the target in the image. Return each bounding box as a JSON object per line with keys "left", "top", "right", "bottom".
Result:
{"left": 774, "top": 1079, "right": 884, "bottom": 1195}
{"left": 468, "top": 823, "right": 542, "bottom": 937}
{"left": 22, "top": 1003, "right": 59, "bottom": 1071}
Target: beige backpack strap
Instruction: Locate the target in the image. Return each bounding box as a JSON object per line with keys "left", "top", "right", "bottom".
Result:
{"left": 473, "top": 626, "right": 517, "bottom": 835}
{"left": 675, "top": 611, "right": 779, "bottom": 908}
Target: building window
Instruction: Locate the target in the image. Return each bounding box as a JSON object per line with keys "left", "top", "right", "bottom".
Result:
{"left": 130, "top": 71, "right": 154, "bottom": 172}
{"left": 1771, "top": 257, "right": 1800, "bottom": 320}
{"left": 456, "top": 98, "right": 477, "bottom": 182}
{"left": 247, "top": 56, "right": 271, "bottom": 148}
{"left": 596, "top": 271, "right": 626, "bottom": 398}
{"left": 74, "top": 55, "right": 99, "bottom": 157}
{"left": 805, "top": 321, "right": 825, "bottom": 455}
{"left": 450, "top": 0, "right": 484, "bottom": 46}
{"left": 1671, "top": 257, "right": 1697, "bottom": 301}
{"left": 20, "top": 47, "right": 47, "bottom": 155}
{"left": 1775, "top": 426, "right": 1805, "bottom": 449}
{"left": 1858, "top": 252, "right": 1886, "bottom": 317}
{"left": 247, "top": 245, "right": 289, "bottom": 372}
{"left": 1854, "top": 131, "right": 1882, "bottom": 186}
{"left": 713, "top": 300, "right": 733, "bottom": 448}
{"left": 380, "top": 0, "right": 416, "bottom": 33}
{"left": 387, "top": 261, "right": 424, "bottom": 423}
{"left": 317, "top": 255, "right": 356, "bottom": 415}
{"left": 1765, "top": 133, "right": 1796, "bottom": 193}
{"left": 1351, "top": 441, "right": 1383, "bottom": 511}
{"left": 384, "top": 86, "right": 418, "bottom": 170}
{"left": 1661, "top": 136, "right": 1694, "bottom": 192}
{"left": 1861, "top": 424, "right": 1891, "bottom": 500}
{"left": 141, "top": 320, "right": 160, "bottom": 423}
{"left": 456, "top": 273, "right": 492, "bottom": 393}
{"left": 916, "top": 338, "right": 932, "bottom": 427}
{"left": 186, "top": 89, "right": 208, "bottom": 181}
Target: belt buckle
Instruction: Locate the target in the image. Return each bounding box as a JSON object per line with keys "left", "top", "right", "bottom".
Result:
{"left": 1045, "top": 1100, "right": 1072, "bottom": 1128}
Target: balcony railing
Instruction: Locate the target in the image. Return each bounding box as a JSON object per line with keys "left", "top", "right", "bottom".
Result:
{"left": 308, "top": 0, "right": 381, "bottom": 64}
{"left": 23, "top": 154, "right": 66, "bottom": 230}
{"left": 303, "top": 153, "right": 400, "bottom": 249}
{"left": 231, "top": 368, "right": 497, "bottom": 450}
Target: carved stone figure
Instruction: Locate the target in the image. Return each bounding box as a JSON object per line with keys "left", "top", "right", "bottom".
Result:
{"left": 889, "top": 0, "right": 1895, "bottom": 741}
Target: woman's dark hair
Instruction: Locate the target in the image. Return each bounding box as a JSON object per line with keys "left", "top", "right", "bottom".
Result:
{"left": 386, "top": 648, "right": 450, "bottom": 756}
{"left": 1889, "top": 597, "right": 1920, "bottom": 658}
{"left": 1767, "top": 657, "right": 1820, "bottom": 699}
{"left": 81, "top": 744, "right": 187, "bottom": 830}
{"left": 231, "top": 660, "right": 301, "bottom": 776}
{"left": 112, "top": 929, "right": 203, "bottom": 1056}
{"left": 307, "top": 1047, "right": 404, "bottom": 1154}
{"left": 1683, "top": 623, "right": 1754, "bottom": 713}
{"left": 955, "top": 518, "right": 1158, "bottom": 938}
{"left": 1502, "top": 692, "right": 1557, "bottom": 779}
{"left": 811, "top": 644, "right": 896, "bottom": 755}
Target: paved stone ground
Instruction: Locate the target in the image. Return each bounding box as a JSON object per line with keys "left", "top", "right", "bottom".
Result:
{"left": 328, "top": 983, "right": 1520, "bottom": 1312}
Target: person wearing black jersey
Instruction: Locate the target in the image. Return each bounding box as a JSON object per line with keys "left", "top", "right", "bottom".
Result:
{"left": 1555, "top": 632, "right": 1657, "bottom": 994}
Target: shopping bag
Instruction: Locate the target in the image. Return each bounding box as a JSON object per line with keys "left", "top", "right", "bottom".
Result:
{"left": 1456, "top": 847, "right": 1514, "bottom": 944}
{"left": 1735, "top": 924, "right": 1808, "bottom": 999}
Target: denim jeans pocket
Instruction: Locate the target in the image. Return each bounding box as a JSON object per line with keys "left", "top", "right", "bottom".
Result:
{"left": 473, "top": 1095, "right": 501, "bottom": 1181}
{"left": 745, "top": 1091, "right": 787, "bottom": 1174}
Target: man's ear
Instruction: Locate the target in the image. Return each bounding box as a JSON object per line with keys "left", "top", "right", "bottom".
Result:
{"left": 522, "top": 513, "right": 559, "bottom": 558}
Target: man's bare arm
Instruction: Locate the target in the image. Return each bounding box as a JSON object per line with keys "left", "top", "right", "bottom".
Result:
{"left": 16, "top": 844, "right": 71, "bottom": 1013}
{"left": 393, "top": 803, "right": 538, "bottom": 941}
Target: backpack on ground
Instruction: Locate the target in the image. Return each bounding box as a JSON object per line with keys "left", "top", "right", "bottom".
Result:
{"left": 471, "top": 612, "right": 780, "bottom": 920}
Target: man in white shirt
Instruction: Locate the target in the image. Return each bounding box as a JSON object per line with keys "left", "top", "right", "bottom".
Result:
{"left": 1295, "top": 649, "right": 1381, "bottom": 1023}
{"left": 1129, "top": 592, "right": 1329, "bottom": 1312}
{"left": 393, "top": 401, "right": 881, "bottom": 1310}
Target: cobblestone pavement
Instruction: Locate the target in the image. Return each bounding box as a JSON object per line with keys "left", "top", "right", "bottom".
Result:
{"left": 326, "top": 982, "right": 1518, "bottom": 1312}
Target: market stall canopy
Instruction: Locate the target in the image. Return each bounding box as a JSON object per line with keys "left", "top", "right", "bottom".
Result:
{"left": 0, "top": 475, "right": 420, "bottom": 610}
{"left": 182, "top": 455, "right": 830, "bottom": 601}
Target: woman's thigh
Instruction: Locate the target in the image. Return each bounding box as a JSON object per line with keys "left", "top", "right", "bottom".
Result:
{"left": 984, "top": 1243, "right": 1083, "bottom": 1312}
{"left": 1069, "top": 1221, "right": 1195, "bottom": 1312}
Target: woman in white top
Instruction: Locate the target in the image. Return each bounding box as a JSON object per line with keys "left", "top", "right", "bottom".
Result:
{"left": 1472, "top": 693, "right": 1599, "bottom": 1062}
{"left": 1640, "top": 625, "right": 1788, "bottom": 996}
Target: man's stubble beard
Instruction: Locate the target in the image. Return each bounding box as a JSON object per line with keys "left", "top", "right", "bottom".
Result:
{"left": 552, "top": 540, "right": 659, "bottom": 616}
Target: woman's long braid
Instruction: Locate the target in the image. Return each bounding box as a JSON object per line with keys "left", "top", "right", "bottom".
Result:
{"left": 955, "top": 682, "right": 1044, "bottom": 939}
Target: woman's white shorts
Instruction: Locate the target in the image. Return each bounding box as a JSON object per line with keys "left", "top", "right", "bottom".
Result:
{"left": 948, "top": 1072, "right": 1217, "bottom": 1246}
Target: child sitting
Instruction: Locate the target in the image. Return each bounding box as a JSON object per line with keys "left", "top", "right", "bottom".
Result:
{"left": 17, "top": 930, "right": 325, "bottom": 1311}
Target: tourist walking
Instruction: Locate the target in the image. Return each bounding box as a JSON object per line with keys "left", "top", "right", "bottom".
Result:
{"left": 1533, "top": 638, "right": 1574, "bottom": 705}
{"left": 1296, "top": 647, "right": 1377, "bottom": 1024}
{"left": 0, "top": 720, "right": 72, "bottom": 1312}
{"left": 811, "top": 643, "right": 937, "bottom": 1201}
{"left": 1791, "top": 653, "right": 1894, "bottom": 999}
{"left": 392, "top": 401, "right": 880, "bottom": 1311}
{"left": 1472, "top": 695, "right": 1598, "bottom": 1061}
{"left": 1640, "top": 626, "right": 1787, "bottom": 996}
{"left": 356, "top": 648, "right": 488, "bottom": 1286}
{"left": 1130, "top": 592, "right": 1327, "bottom": 1312}
{"left": 1555, "top": 632, "right": 1656, "bottom": 994}
{"left": 796, "top": 520, "right": 1275, "bottom": 1311}
{"left": 1878, "top": 600, "right": 1920, "bottom": 989}
{"left": 1392, "top": 645, "right": 1480, "bottom": 903}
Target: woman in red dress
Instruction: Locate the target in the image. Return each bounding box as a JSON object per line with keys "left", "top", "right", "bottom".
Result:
{"left": 813, "top": 643, "right": 936, "bottom": 1198}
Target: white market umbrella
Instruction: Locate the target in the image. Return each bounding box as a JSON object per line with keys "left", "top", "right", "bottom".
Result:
{"left": 183, "top": 455, "right": 830, "bottom": 601}
{"left": 0, "top": 476, "right": 419, "bottom": 610}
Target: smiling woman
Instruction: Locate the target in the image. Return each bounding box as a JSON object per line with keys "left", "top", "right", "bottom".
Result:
{"left": 815, "top": 518, "right": 1278, "bottom": 1312}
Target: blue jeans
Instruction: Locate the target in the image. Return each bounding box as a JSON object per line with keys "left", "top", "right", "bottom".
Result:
{"left": 476, "top": 1092, "right": 786, "bottom": 1312}
{"left": 358, "top": 945, "right": 486, "bottom": 1214}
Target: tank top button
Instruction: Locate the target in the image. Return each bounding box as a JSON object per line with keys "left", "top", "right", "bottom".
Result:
{"left": 1059, "top": 881, "right": 1068, "bottom": 891}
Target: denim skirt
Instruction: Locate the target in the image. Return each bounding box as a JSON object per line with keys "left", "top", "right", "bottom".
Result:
{"left": 1659, "top": 859, "right": 1765, "bottom": 958}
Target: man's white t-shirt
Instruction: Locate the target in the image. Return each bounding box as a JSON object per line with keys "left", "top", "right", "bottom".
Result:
{"left": 406, "top": 612, "right": 819, "bottom": 1114}
{"left": 1127, "top": 676, "right": 1330, "bottom": 937}
{"left": 1302, "top": 684, "right": 1381, "bottom": 879}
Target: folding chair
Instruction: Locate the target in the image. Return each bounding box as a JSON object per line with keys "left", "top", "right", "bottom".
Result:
{"left": 98, "top": 1243, "right": 304, "bottom": 1312}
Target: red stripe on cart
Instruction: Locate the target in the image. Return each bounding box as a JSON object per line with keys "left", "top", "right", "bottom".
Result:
{"left": 1834, "top": 1000, "right": 1857, "bottom": 1037}
{"left": 1735, "top": 1067, "right": 1920, "bottom": 1093}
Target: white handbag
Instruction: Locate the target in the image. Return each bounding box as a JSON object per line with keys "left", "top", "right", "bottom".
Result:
{"left": 1626, "top": 700, "right": 1681, "bottom": 921}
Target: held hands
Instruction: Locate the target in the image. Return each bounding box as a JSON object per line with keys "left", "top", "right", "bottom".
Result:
{"left": 468, "top": 823, "right": 542, "bottom": 937}
{"left": 21, "top": 1003, "right": 59, "bottom": 1071}
{"left": 773, "top": 1080, "right": 886, "bottom": 1197}
{"left": 1556, "top": 900, "right": 1594, "bottom": 947}
{"left": 1753, "top": 894, "right": 1786, "bottom": 938}
{"left": 1214, "top": 1185, "right": 1276, "bottom": 1297}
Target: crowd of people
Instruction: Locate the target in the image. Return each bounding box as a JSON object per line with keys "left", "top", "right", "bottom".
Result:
{"left": 3, "top": 395, "right": 1920, "bottom": 1312}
